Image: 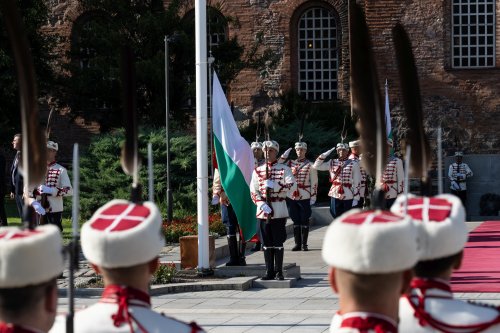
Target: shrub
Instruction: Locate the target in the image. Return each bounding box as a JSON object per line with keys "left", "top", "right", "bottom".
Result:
{"left": 162, "top": 212, "right": 226, "bottom": 243}
{"left": 152, "top": 262, "right": 177, "bottom": 285}
{"left": 78, "top": 127, "right": 199, "bottom": 220}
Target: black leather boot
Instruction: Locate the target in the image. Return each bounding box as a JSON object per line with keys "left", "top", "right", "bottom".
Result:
{"left": 239, "top": 240, "right": 247, "bottom": 266}
{"left": 302, "top": 226, "right": 309, "bottom": 251}
{"left": 226, "top": 235, "right": 240, "bottom": 266}
{"left": 291, "top": 226, "right": 301, "bottom": 251}
{"left": 261, "top": 248, "right": 275, "bottom": 280}
{"left": 274, "top": 248, "right": 284, "bottom": 280}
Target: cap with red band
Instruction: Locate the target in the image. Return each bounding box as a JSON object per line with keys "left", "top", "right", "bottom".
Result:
{"left": 81, "top": 199, "right": 165, "bottom": 268}
{"left": 390, "top": 194, "right": 467, "bottom": 261}
{"left": 0, "top": 225, "right": 64, "bottom": 288}
{"left": 322, "top": 209, "right": 418, "bottom": 274}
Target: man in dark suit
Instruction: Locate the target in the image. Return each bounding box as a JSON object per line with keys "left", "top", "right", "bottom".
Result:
{"left": 10, "top": 133, "right": 23, "bottom": 219}
{"left": 0, "top": 151, "right": 7, "bottom": 226}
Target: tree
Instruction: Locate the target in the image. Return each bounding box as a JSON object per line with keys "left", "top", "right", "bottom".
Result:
{"left": 65, "top": 0, "right": 278, "bottom": 130}
{"left": 0, "top": 0, "right": 57, "bottom": 143}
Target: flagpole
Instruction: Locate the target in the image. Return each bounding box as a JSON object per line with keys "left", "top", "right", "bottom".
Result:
{"left": 195, "top": 0, "right": 211, "bottom": 273}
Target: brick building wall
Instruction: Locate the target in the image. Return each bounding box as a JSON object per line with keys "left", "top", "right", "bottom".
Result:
{"left": 42, "top": 0, "right": 500, "bottom": 156}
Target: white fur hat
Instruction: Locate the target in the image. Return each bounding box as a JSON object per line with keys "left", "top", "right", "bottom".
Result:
{"left": 349, "top": 140, "right": 360, "bottom": 148}
{"left": 322, "top": 209, "right": 418, "bottom": 274}
{"left": 250, "top": 141, "right": 263, "bottom": 149}
{"left": 47, "top": 140, "right": 58, "bottom": 151}
{"left": 336, "top": 143, "right": 348, "bottom": 150}
{"left": 81, "top": 199, "right": 165, "bottom": 268}
{"left": 262, "top": 140, "right": 279, "bottom": 152}
{"left": 390, "top": 194, "right": 467, "bottom": 261}
{"left": 0, "top": 225, "right": 64, "bottom": 288}
{"left": 295, "top": 142, "right": 307, "bottom": 150}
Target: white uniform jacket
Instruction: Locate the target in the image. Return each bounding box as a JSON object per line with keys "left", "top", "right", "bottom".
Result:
{"left": 330, "top": 311, "right": 398, "bottom": 333}
{"left": 250, "top": 161, "right": 296, "bottom": 219}
{"left": 50, "top": 285, "right": 205, "bottom": 333}
{"left": 313, "top": 155, "right": 361, "bottom": 201}
{"left": 380, "top": 157, "right": 403, "bottom": 200}
{"left": 399, "top": 278, "right": 500, "bottom": 333}
{"left": 26, "top": 161, "right": 73, "bottom": 213}
{"left": 448, "top": 162, "right": 473, "bottom": 191}
{"left": 349, "top": 154, "right": 367, "bottom": 199}
{"left": 286, "top": 158, "right": 318, "bottom": 201}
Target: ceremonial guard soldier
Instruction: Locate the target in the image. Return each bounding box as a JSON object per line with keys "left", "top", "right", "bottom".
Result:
{"left": 250, "top": 140, "right": 297, "bottom": 280}
{"left": 380, "top": 139, "right": 403, "bottom": 209}
{"left": 0, "top": 225, "right": 64, "bottom": 333}
{"left": 250, "top": 141, "right": 264, "bottom": 252}
{"left": 448, "top": 151, "right": 473, "bottom": 208}
{"left": 391, "top": 194, "right": 500, "bottom": 332}
{"left": 283, "top": 141, "right": 318, "bottom": 251}
{"left": 314, "top": 143, "right": 361, "bottom": 218}
{"left": 212, "top": 168, "right": 246, "bottom": 266}
{"left": 323, "top": 209, "right": 419, "bottom": 332}
{"left": 27, "top": 141, "right": 73, "bottom": 231}
{"left": 348, "top": 140, "right": 367, "bottom": 209}
{"left": 50, "top": 199, "right": 205, "bottom": 333}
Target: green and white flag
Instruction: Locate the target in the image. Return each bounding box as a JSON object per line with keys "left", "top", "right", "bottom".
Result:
{"left": 212, "top": 72, "right": 257, "bottom": 241}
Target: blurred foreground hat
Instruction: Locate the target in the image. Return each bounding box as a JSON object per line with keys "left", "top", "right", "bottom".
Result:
{"left": 262, "top": 140, "right": 279, "bottom": 152}
{"left": 81, "top": 199, "right": 164, "bottom": 268}
{"left": 322, "top": 209, "right": 418, "bottom": 274}
{"left": 47, "top": 140, "right": 58, "bottom": 151}
{"left": 390, "top": 194, "right": 467, "bottom": 261}
{"left": 0, "top": 225, "right": 64, "bottom": 288}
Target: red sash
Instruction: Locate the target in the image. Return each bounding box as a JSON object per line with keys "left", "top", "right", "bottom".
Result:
{"left": 0, "top": 323, "right": 37, "bottom": 333}
{"left": 340, "top": 315, "right": 397, "bottom": 332}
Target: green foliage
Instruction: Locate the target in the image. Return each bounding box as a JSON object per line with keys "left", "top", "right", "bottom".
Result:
{"left": 79, "top": 127, "right": 198, "bottom": 220}
{"left": 151, "top": 263, "right": 177, "bottom": 285}
{"left": 65, "top": 1, "right": 278, "bottom": 130}
{"left": 0, "top": 0, "right": 58, "bottom": 142}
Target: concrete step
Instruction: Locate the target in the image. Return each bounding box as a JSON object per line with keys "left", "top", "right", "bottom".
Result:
{"left": 253, "top": 277, "right": 297, "bottom": 289}
{"left": 214, "top": 263, "right": 301, "bottom": 280}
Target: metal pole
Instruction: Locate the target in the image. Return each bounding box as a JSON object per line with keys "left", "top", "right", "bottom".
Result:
{"left": 208, "top": 54, "right": 215, "bottom": 179}
{"left": 165, "top": 36, "right": 173, "bottom": 223}
{"left": 195, "top": 0, "right": 211, "bottom": 273}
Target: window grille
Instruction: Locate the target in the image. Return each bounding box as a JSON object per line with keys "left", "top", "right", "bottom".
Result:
{"left": 297, "top": 7, "right": 338, "bottom": 100}
{"left": 452, "top": 0, "right": 495, "bottom": 68}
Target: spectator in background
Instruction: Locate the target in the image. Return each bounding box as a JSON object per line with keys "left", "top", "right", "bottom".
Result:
{"left": 0, "top": 150, "right": 7, "bottom": 225}
{"left": 9, "top": 133, "right": 23, "bottom": 218}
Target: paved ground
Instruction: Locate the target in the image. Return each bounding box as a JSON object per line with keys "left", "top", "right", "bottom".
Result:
{"left": 56, "top": 220, "right": 500, "bottom": 333}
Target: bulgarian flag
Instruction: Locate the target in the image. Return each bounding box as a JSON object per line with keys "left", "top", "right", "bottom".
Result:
{"left": 212, "top": 72, "right": 257, "bottom": 241}
{"left": 385, "top": 79, "right": 394, "bottom": 155}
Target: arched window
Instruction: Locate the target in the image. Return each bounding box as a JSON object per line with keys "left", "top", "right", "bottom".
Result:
{"left": 451, "top": 0, "right": 495, "bottom": 68}
{"left": 297, "top": 6, "right": 339, "bottom": 100}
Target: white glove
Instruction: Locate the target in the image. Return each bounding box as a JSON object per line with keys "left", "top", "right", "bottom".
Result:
{"left": 38, "top": 185, "right": 55, "bottom": 195}
{"left": 211, "top": 195, "right": 220, "bottom": 205}
{"left": 352, "top": 199, "right": 359, "bottom": 207}
{"left": 310, "top": 198, "right": 316, "bottom": 206}
{"left": 281, "top": 147, "right": 292, "bottom": 159}
{"left": 32, "top": 201, "right": 46, "bottom": 216}
{"left": 265, "top": 179, "right": 275, "bottom": 189}
{"left": 323, "top": 148, "right": 335, "bottom": 156}
{"left": 260, "top": 203, "right": 273, "bottom": 215}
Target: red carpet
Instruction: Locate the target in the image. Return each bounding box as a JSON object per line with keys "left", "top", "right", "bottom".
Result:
{"left": 451, "top": 221, "right": 500, "bottom": 292}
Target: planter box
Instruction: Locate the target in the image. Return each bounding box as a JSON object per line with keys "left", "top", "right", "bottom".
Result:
{"left": 179, "top": 235, "right": 216, "bottom": 269}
